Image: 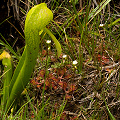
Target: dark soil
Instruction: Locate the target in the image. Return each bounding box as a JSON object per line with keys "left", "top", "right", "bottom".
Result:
{"left": 0, "top": 0, "right": 24, "bottom": 51}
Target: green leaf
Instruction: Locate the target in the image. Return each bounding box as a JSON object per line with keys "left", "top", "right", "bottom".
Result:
{"left": 5, "top": 3, "right": 54, "bottom": 111}
{"left": 108, "top": 18, "right": 120, "bottom": 27}
{"left": 44, "top": 28, "right": 62, "bottom": 57}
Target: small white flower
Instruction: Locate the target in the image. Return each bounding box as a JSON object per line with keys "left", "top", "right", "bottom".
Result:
{"left": 48, "top": 46, "right": 50, "bottom": 50}
{"left": 46, "top": 40, "right": 51, "bottom": 44}
{"left": 48, "top": 68, "right": 52, "bottom": 71}
{"left": 63, "top": 55, "right": 67, "bottom": 58}
{"left": 99, "top": 24, "right": 104, "bottom": 27}
{"left": 73, "top": 60, "right": 78, "bottom": 65}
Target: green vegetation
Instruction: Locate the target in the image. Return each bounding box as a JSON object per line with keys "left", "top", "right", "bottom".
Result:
{"left": 0, "top": 0, "right": 120, "bottom": 119}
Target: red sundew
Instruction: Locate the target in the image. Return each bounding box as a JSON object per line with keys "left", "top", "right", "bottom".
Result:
{"left": 42, "top": 49, "right": 47, "bottom": 56}
{"left": 59, "top": 69, "right": 65, "bottom": 76}
{"left": 31, "top": 114, "right": 35, "bottom": 119}
{"left": 97, "top": 54, "right": 109, "bottom": 65}
{"left": 69, "top": 84, "right": 76, "bottom": 92}
{"left": 66, "top": 64, "right": 71, "bottom": 68}
{"left": 101, "top": 55, "right": 109, "bottom": 64}
{"left": 54, "top": 102, "right": 59, "bottom": 110}
{"left": 41, "top": 85, "right": 48, "bottom": 90}
{"left": 30, "top": 79, "right": 37, "bottom": 85}
{"left": 65, "top": 94, "right": 72, "bottom": 100}
{"left": 58, "top": 81, "right": 67, "bottom": 91}
{"left": 48, "top": 73, "right": 54, "bottom": 79}
{"left": 37, "top": 84, "right": 42, "bottom": 88}
{"left": 57, "top": 68, "right": 67, "bottom": 76}
{"left": 65, "top": 74, "right": 72, "bottom": 79}
{"left": 38, "top": 69, "right": 46, "bottom": 79}
{"left": 70, "top": 116, "right": 78, "bottom": 120}
{"left": 58, "top": 75, "right": 64, "bottom": 81}
{"left": 48, "top": 73, "right": 59, "bottom": 83}
{"left": 42, "top": 57, "right": 46, "bottom": 61}
{"left": 52, "top": 77, "right": 59, "bottom": 83}
{"left": 36, "top": 76, "right": 42, "bottom": 81}
{"left": 51, "top": 56, "right": 57, "bottom": 62}
{"left": 53, "top": 68, "right": 57, "bottom": 73}
{"left": 45, "top": 79, "right": 51, "bottom": 87}
{"left": 97, "top": 54, "right": 102, "bottom": 61}
{"left": 106, "top": 68, "right": 113, "bottom": 73}
{"left": 48, "top": 50, "right": 52, "bottom": 55}
{"left": 60, "top": 112, "right": 67, "bottom": 120}
{"left": 59, "top": 53, "right": 63, "bottom": 59}
{"left": 53, "top": 85, "right": 58, "bottom": 90}
{"left": 51, "top": 82, "right": 58, "bottom": 90}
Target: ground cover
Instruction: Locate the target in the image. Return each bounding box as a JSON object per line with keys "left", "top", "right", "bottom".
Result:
{"left": 0, "top": 0, "right": 120, "bottom": 119}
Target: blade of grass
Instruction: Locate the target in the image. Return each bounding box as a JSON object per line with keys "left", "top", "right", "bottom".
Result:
{"left": 13, "top": 97, "right": 34, "bottom": 120}
{"left": 104, "top": 98, "right": 116, "bottom": 120}
{"left": 0, "top": 16, "right": 12, "bottom": 26}
{"left": 88, "top": 0, "right": 111, "bottom": 24}
{"left": 108, "top": 18, "right": 120, "bottom": 27}
{"left": 0, "top": 33, "right": 20, "bottom": 59}
{"left": 25, "top": 93, "right": 38, "bottom": 119}
{"left": 51, "top": 20, "right": 78, "bottom": 60}
{"left": 44, "top": 28, "right": 62, "bottom": 57}
{"left": 55, "top": 98, "right": 67, "bottom": 120}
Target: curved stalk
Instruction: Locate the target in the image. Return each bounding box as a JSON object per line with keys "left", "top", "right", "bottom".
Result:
{"left": 0, "top": 51, "right": 12, "bottom": 115}
{"left": 5, "top": 3, "right": 61, "bottom": 110}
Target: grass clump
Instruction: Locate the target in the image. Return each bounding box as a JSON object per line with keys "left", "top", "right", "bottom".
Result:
{"left": 0, "top": 0, "right": 120, "bottom": 119}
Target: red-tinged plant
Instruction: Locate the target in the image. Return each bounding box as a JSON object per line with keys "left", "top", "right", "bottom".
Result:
{"left": 52, "top": 84, "right": 58, "bottom": 90}
{"left": 65, "top": 74, "right": 72, "bottom": 79}
{"left": 31, "top": 114, "right": 35, "bottom": 119}
{"left": 57, "top": 68, "right": 67, "bottom": 76}
{"left": 60, "top": 112, "right": 67, "bottom": 120}
{"left": 48, "top": 73, "right": 55, "bottom": 80}
{"left": 51, "top": 56, "right": 57, "bottom": 62}
{"left": 105, "top": 68, "right": 113, "bottom": 73}
{"left": 97, "top": 54, "right": 109, "bottom": 65}
{"left": 101, "top": 55, "right": 109, "bottom": 64}
{"left": 70, "top": 116, "right": 78, "bottom": 120}
{"left": 37, "top": 84, "right": 42, "bottom": 88}
{"left": 58, "top": 81, "right": 68, "bottom": 91}
{"left": 45, "top": 79, "right": 51, "bottom": 87}
{"left": 52, "top": 77, "right": 59, "bottom": 83}
{"left": 41, "top": 49, "right": 47, "bottom": 57}
{"left": 65, "top": 83, "right": 76, "bottom": 94}
{"left": 30, "top": 79, "right": 37, "bottom": 86}
{"left": 54, "top": 102, "right": 59, "bottom": 110}
{"left": 38, "top": 69, "right": 46, "bottom": 79}
{"left": 41, "top": 49, "right": 52, "bottom": 57}
{"left": 65, "top": 94, "right": 72, "bottom": 100}
{"left": 69, "top": 84, "right": 76, "bottom": 92}
{"left": 30, "top": 66, "right": 77, "bottom": 94}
